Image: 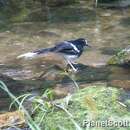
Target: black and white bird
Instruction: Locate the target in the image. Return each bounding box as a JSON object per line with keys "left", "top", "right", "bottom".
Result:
{"left": 17, "top": 38, "right": 90, "bottom": 72}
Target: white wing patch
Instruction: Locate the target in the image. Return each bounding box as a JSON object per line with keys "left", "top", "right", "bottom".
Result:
{"left": 63, "top": 41, "right": 80, "bottom": 53}
{"left": 70, "top": 43, "right": 80, "bottom": 53}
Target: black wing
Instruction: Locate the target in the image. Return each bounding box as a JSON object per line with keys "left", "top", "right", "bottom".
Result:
{"left": 52, "top": 41, "right": 79, "bottom": 55}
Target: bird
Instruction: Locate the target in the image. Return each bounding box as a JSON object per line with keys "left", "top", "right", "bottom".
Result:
{"left": 17, "top": 38, "right": 90, "bottom": 72}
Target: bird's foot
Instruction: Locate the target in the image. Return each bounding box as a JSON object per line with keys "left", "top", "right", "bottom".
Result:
{"left": 73, "top": 67, "right": 78, "bottom": 73}
{"left": 66, "top": 64, "right": 78, "bottom": 73}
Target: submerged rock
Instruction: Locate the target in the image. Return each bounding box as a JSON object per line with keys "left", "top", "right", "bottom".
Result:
{"left": 100, "top": 47, "right": 121, "bottom": 55}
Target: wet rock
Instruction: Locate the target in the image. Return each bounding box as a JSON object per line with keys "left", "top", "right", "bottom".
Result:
{"left": 39, "top": 64, "right": 110, "bottom": 85}
{"left": 97, "top": 0, "right": 130, "bottom": 8}
{"left": 0, "top": 74, "right": 44, "bottom": 98}
{"left": 0, "top": 111, "right": 25, "bottom": 129}
{"left": 108, "top": 80, "right": 130, "bottom": 90}
{"left": 61, "top": 64, "right": 110, "bottom": 84}
{"left": 107, "top": 47, "right": 130, "bottom": 66}
{"left": 0, "top": 98, "right": 11, "bottom": 112}
{"left": 53, "top": 84, "right": 74, "bottom": 98}
{"left": 0, "top": 73, "right": 52, "bottom": 110}
{"left": 1, "top": 62, "right": 130, "bottom": 112}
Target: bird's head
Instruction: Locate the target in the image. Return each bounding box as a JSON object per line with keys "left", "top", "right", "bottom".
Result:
{"left": 75, "top": 38, "right": 91, "bottom": 48}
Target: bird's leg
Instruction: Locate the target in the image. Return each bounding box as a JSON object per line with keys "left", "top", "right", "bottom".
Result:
{"left": 71, "top": 61, "right": 78, "bottom": 65}
{"left": 66, "top": 59, "right": 77, "bottom": 72}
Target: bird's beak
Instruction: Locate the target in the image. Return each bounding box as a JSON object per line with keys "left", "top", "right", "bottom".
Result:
{"left": 84, "top": 45, "right": 91, "bottom": 51}
{"left": 87, "top": 45, "right": 91, "bottom": 48}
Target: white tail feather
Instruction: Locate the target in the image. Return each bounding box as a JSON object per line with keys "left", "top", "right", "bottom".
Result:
{"left": 17, "top": 52, "right": 37, "bottom": 59}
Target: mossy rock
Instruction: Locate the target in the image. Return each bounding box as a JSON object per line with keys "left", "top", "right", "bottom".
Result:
{"left": 98, "top": 0, "right": 130, "bottom": 8}
{"left": 33, "top": 85, "right": 130, "bottom": 130}
{"left": 107, "top": 47, "right": 130, "bottom": 66}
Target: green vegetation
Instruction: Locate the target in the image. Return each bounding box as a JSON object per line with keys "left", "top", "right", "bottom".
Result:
{"left": 33, "top": 85, "right": 130, "bottom": 130}
{"left": 0, "top": 81, "right": 41, "bottom": 130}
{"left": 107, "top": 48, "right": 130, "bottom": 65}
{"left": 1, "top": 81, "right": 130, "bottom": 130}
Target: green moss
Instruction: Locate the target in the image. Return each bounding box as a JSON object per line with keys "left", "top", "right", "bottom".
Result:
{"left": 10, "top": 8, "right": 29, "bottom": 22}
{"left": 107, "top": 50, "right": 129, "bottom": 65}
{"left": 33, "top": 86, "right": 130, "bottom": 130}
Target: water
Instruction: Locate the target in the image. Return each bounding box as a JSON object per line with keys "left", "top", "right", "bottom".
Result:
{"left": 0, "top": 1, "right": 130, "bottom": 110}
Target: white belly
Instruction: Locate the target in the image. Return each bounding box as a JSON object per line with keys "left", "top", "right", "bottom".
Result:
{"left": 64, "top": 55, "right": 78, "bottom": 62}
